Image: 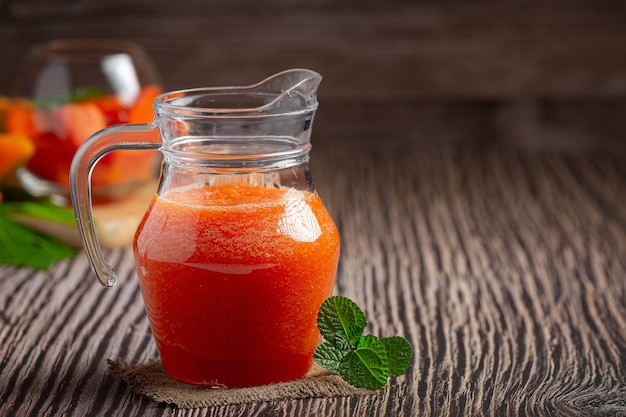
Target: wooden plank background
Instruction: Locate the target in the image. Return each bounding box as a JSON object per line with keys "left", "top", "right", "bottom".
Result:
{"left": 1, "top": 1, "right": 626, "bottom": 152}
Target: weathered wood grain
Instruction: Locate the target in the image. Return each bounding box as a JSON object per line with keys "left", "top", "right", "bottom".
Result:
{"left": 1, "top": 141, "right": 625, "bottom": 416}
{"left": 2, "top": 1, "right": 626, "bottom": 153}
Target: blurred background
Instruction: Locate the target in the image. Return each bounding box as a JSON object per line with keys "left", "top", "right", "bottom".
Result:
{"left": 1, "top": 0, "right": 626, "bottom": 153}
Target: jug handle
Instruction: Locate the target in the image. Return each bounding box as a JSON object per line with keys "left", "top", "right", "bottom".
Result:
{"left": 69, "top": 123, "right": 161, "bottom": 287}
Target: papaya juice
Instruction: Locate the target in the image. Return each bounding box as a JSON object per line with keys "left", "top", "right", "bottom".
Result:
{"left": 133, "top": 182, "right": 340, "bottom": 387}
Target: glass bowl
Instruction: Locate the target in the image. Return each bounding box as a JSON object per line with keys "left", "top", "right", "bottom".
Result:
{"left": 9, "top": 39, "right": 162, "bottom": 203}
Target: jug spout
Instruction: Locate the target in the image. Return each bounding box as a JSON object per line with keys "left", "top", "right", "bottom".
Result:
{"left": 256, "top": 69, "right": 322, "bottom": 113}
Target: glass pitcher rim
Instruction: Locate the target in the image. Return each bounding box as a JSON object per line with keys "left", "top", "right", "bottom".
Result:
{"left": 153, "top": 69, "right": 322, "bottom": 117}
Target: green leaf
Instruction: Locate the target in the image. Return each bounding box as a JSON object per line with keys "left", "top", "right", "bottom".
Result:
{"left": 313, "top": 341, "right": 346, "bottom": 374}
{"left": 338, "top": 335, "right": 389, "bottom": 390}
{"left": 7, "top": 201, "right": 76, "bottom": 225}
{"left": 70, "top": 86, "right": 107, "bottom": 103}
{"left": 0, "top": 211, "right": 76, "bottom": 270}
{"left": 34, "top": 86, "right": 107, "bottom": 109}
{"left": 314, "top": 296, "right": 415, "bottom": 391}
{"left": 317, "top": 296, "right": 367, "bottom": 349}
{"left": 382, "top": 336, "right": 413, "bottom": 377}
{"left": 0, "top": 201, "right": 76, "bottom": 270}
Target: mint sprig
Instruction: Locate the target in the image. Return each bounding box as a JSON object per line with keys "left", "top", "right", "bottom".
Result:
{"left": 314, "top": 296, "right": 413, "bottom": 390}
{"left": 0, "top": 201, "right": 76, "bottom": 270}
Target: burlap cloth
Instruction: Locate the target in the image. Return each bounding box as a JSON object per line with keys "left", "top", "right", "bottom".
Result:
{"left": 107, "top": 359, "right": 373, "bottom": 408}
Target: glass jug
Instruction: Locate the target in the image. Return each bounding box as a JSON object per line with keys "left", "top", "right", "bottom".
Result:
{"left": 70, "top": 69, "right": 340, "bottom": 387}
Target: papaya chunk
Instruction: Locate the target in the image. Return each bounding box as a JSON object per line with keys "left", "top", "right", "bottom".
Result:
{"left": 92, "top": 95, "right": 129, "bottom": 125}
{"left": 0, "top": 133, "right": 35, "bottom": 180}
{"left": 50, "top": 101, "right": 107, "bottom": 148}
{"left": 127, "top": 84, "right": 161, "bottom": 124}
{"left": 6, "top": 99, "right": 37, "bottom": 137}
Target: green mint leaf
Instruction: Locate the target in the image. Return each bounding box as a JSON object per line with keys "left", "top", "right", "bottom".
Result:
{"left": 317, "top": 296, "right": 367, "bottom": 349}
{"left": 34, "top": 86, "right": 107, "bottom": 109}
{"left": 0, "top": 210, "right": 76, "bottom": 270}
{"left": 314, "top": 296, "right": 415, "bottom": 391}
{"left": 70, "top": 86, "right": 107, "bottom": 103}
{"left": 382, "top": 336, "right": 413, "bottom": 377}
{"left": 313, "top": 341, "right": 346, "bottom": 374}
{"left": 8, "top": 201, "right": 76, "bottom": 225}
{"left": 327, "top": 331, "right": 356, "bottom": 350}
{"left": 338, "top": 334, "right": 389, "bottom": 390}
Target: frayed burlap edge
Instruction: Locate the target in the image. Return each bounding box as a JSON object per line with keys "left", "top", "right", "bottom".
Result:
{"left": 107, "top": 359, "right": 373, "bottom": 408}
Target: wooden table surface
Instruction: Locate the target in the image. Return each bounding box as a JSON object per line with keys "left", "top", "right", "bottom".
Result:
{"left": 1, "top": 1, "right": 626, "bottom": 416}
